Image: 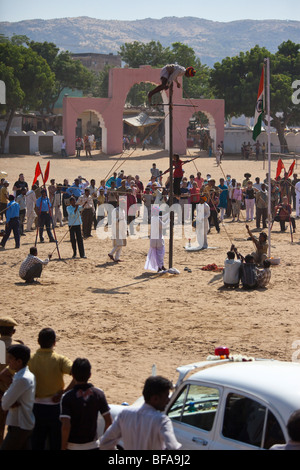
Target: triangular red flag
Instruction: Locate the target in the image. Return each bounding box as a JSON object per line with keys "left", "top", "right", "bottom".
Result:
{"left": 43, "top": 161, "right": 50, "bottom": 185}
{"left": 287, "top": 160, "right": 296, "bottom": 178}
{"left": 32, "top": 162, "right": 42, "bottom": 186}
{"left": 275, "top": 159, "right": 285, "bottom": 179}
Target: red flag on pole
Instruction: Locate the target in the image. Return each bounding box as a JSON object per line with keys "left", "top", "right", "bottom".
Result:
{"left": 275, "top": 159, "right": 285, "bottom": 179}
{"left": 32, "top": 162, "right": 42, "bottom": 185}
{"left": 43, "top": 161, "right": 50, "bottom": 185}
{"left": 287, "top": 160, "right": 296, "bottom": 178}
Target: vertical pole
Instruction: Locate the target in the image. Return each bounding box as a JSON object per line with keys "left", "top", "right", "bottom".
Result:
{"left": 169, "top": 84, "right": 174, "bottom": 269}
{"left": 265, "top": 57, "right": 272, "bottom": 258}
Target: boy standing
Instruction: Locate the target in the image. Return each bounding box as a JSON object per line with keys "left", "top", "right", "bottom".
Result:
{"left": 60, "top": 358, "right": 112, "bottom": 450}
{"left": 0, "top": 344, "right": 35, "bottom": 450}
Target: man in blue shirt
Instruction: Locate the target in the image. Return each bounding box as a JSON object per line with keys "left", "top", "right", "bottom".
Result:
{"left": 66, "top": 197, "right": 86, "bottom": 258}
{"left": 36, "top": 190, "right": 55, "bottom": 243}
{"left": 66, "top": 179, "right": 82, "bottom": 200}
{"left": 0, "top": 195, "right": 20, "bottom": 249}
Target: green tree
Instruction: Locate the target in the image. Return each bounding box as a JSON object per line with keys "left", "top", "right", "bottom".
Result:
{"left": 210, "top": 42, "right": 300, "bottom": 152}
{"left": 0, "top": 41, "right": 55, "bottom": 153}
{"left": 27, "top": 41, "right": 94, "bottom": 113}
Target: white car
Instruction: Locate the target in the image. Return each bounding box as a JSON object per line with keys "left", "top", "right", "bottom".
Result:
{"left": 99, "top": 348, "right": 300, "bottom": 450}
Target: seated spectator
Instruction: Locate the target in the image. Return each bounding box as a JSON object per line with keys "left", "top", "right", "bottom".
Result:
{"left": 223, "top": 250, "right": 242, "bottom": 288}
{"left": 246, "top": 225, "right": 268, "bottom": 266}
{"left": 257, "top": 259, "right": 271, "bottom": 288}
{"left": 239, "top": 254, "right": 258, "bottom": 289}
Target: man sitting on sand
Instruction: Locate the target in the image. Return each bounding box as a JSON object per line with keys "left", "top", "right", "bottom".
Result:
{"left": 19, "top": 246, "right": 52, "bottom": 284}
{"left": 239, "top": 254, "right": 258, "bottom": 289}
{"left": 223, "top": 250, "right": 242, "bottom": 288}
{"left": 257, "top": 259, "right": 272, "bottom": 288}
{"left": 246, "top": 224, "right": 268, "bottom": 266}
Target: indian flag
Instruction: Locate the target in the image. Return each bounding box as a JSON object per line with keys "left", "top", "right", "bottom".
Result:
{"left": 252, "top": 67, "right": 264, "bottom": 141}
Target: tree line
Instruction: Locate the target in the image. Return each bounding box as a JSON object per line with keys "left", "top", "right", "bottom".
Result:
{"left": 0, "top": 35, "right": 299, "bottom": 153}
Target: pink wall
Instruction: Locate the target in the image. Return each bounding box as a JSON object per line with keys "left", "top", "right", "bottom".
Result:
{"left": 63, "top": 66, "right": 224, "bottom": 156}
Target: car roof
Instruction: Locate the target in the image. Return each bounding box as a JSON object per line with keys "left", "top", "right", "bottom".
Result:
{"left": 187, "top": 360, "right": 300, "bottom": 419}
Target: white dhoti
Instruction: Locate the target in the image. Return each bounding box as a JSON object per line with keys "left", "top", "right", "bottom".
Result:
{"left": 185, "top": 202, "right": 210, "bottom": 251}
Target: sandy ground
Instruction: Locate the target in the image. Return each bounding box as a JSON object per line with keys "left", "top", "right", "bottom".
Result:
{"left": 0, "top": 147, "right": 300, "bottom": 405}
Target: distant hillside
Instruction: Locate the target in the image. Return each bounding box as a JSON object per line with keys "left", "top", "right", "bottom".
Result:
{"left": 1, "top": 16, "right": 299, "bottom": 66}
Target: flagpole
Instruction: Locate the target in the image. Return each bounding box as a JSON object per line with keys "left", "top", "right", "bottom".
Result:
{"left": 265, "top": 57, "right": 272, "bottom": 258}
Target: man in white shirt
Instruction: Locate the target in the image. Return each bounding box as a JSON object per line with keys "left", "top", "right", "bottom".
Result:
{"left": 0, "top": 344, "right": 35, "bottom": 450}
{"left": 148, "top": 64, "right": 196, "bottom": 103}
{"left": 100, "top": 376, "right": 181, "bottom": 450}
{"left": 223, "top": 250, "right": 242, "bottom": 288}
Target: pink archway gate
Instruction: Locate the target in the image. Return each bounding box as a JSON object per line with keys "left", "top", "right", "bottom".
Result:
{"left": 63, "top": 65, "right": 224, "bottom": 156}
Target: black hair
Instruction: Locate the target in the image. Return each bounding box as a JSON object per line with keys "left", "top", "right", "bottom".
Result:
{"left": 260, "top": 232, "right": 267, "bottom": 241}
{"left": 287, "top": 410, "right": 300, "bottom": 442}
{"left": 0, "top": 326, "right": 15, "bottom": 336}
{"left": 8, "top": 195, "right": 15, "bottom": 201}
{"left": 263, "top": 259, "right": 271, "bottom": 268}
{"left": 227, "top": 251, "right": 235, "bottom": 259}
{"left": 7, "top": 344, "right": 31, "bottom": 367}
{"left": 71, "top": 358, "right": 91, "bottom": 382}
{"left": 38, "top": 328, "right": 56, "bottom": 348}
{"left": 245, "top": 254, "right": 254, "bottom": 263}
{"left": 142, "top": 376, "right": 173, "bottom": 402}
{"left": 30, "top": 246, "right": 38, "bottom": 256}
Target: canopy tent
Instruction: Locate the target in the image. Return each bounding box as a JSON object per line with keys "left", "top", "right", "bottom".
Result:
{"left": 123, "top": 112, "right": 160, "bottom": 128}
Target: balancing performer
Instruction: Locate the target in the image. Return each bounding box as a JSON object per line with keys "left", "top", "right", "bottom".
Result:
{"left": 148, "top": 64, "right": 196, "bottom": 103}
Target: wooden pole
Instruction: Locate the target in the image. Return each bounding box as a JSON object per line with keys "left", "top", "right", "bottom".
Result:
{"left": 265, "top": 57, "right": 272, "bottom": 258}
{"left": 169, "top": 83, "right": 174, "bottom": 269}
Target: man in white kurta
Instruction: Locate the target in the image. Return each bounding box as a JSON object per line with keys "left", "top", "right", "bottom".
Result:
{"left": 25, "top": 186, "right": 37, "bottom": 231}
{"left": 108, "top": 201, "right": 127, "bottom": 262}
{"left": 185, "top": 196, "right": 210, "bottom": 251}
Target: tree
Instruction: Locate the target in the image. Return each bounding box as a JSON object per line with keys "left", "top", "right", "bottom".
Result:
{"left": 0, "top": 41, "right": 55, "bottom": 153}
{"left": 210, "top": 42, "right": 300, "bottom": 152}
{"left": 27, "top": 41, "right": 94, "bottom": 113}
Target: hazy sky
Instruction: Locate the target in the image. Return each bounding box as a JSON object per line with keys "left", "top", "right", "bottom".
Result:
{"left": 1, "top": 0, "right": 299, "bottom": 22}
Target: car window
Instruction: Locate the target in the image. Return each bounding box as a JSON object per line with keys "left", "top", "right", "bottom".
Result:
{"left": 263, "top": 410, "right": 286, "bottom": 449}
{"left": 222, "top": 393, "right": 286, "bottom": 449}
{"left": 168, "top": 384, "right": 220, "bottom": 432}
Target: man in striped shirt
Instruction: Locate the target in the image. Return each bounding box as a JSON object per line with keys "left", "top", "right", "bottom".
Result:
{"left": 19, "top": 246, "right": 51, "bottom": 284}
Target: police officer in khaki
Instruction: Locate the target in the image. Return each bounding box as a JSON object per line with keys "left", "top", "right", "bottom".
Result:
{"left": 0, "top": 316, "right": 23, "bottom": 444}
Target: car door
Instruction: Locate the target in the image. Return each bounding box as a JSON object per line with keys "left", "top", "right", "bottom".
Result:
{"left": 166, "top": 381, "right": 222, "bottom": 450}
{"left": 210, "top": 390, "right": 287, "bottom": 450}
